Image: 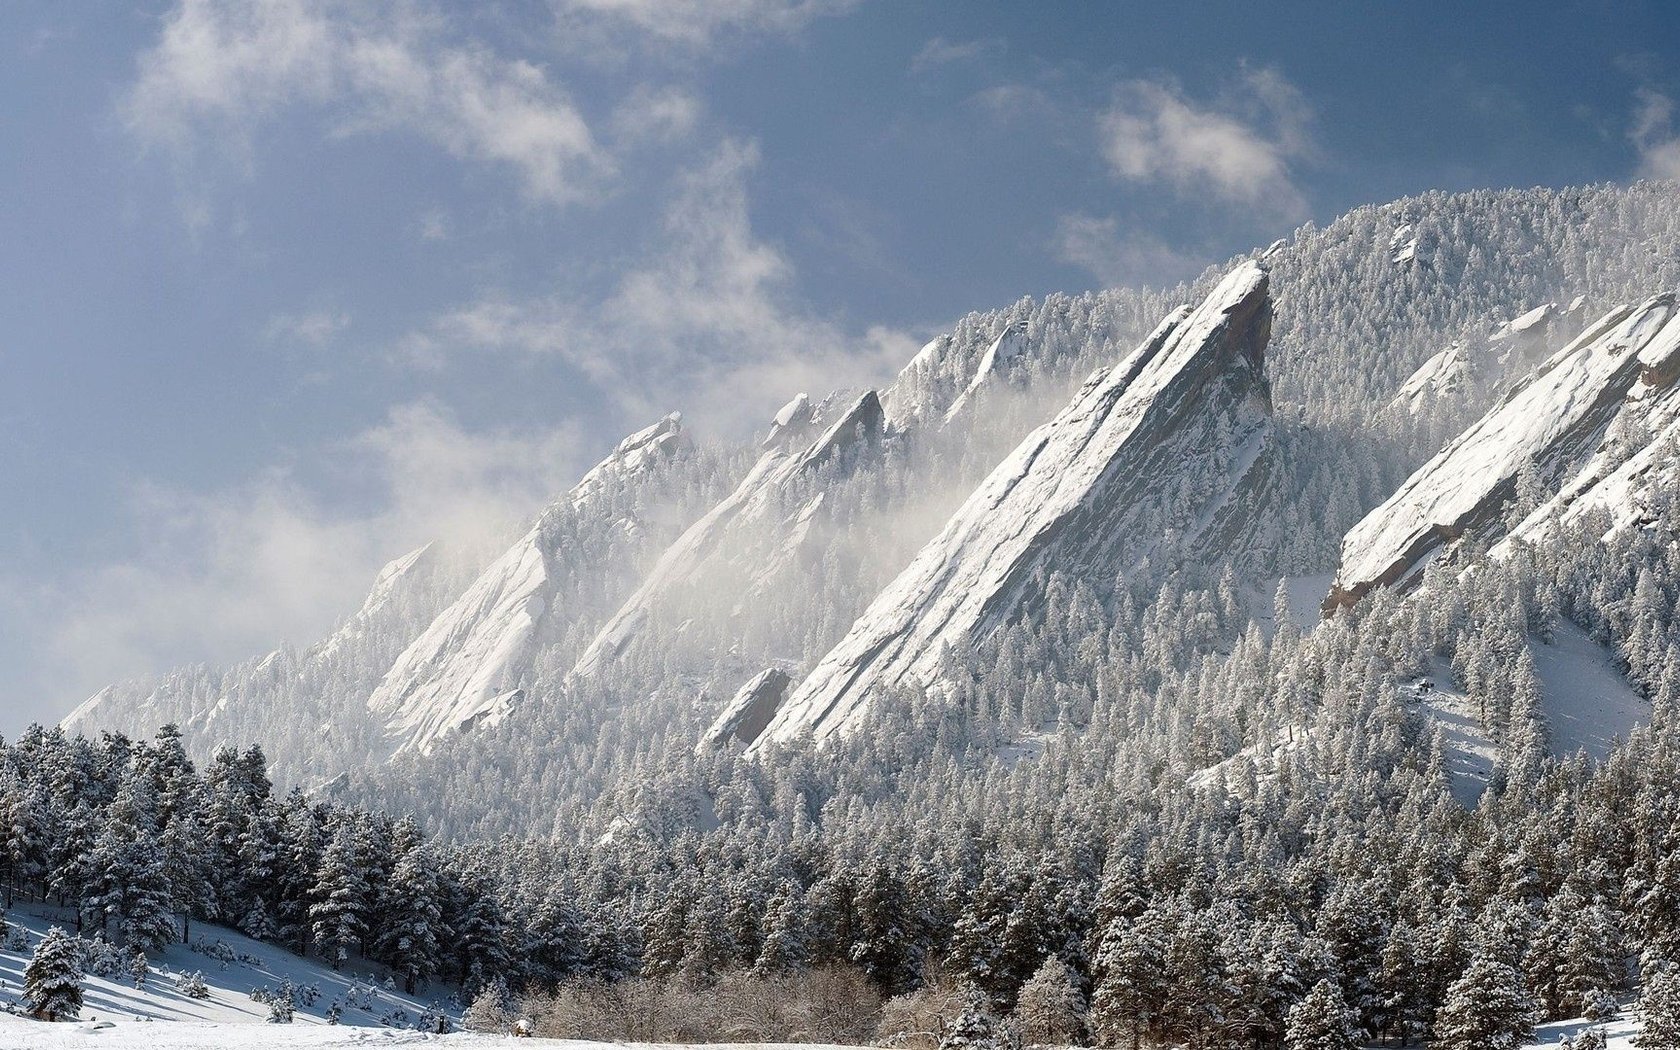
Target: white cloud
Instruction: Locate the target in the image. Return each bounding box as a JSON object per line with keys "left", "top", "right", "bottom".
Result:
{"left": 401, "top": 139, "right": 915, "bottom": 433}
{"left": 971, "top": 82, "right": 1056, "bottom": 123}
{"left": 1053, "top": 213, "right": 1202, "bottom": 290}
{"left": 418, "top": 207, "right": 450, "bottom": 240}
{"left": 1631, "top": 88, "right": 1680, "bottom": 181}
{"left": 125, "top": 0, "right": 608, "bottom": 205}
{"left": 554, "top": 0, "right": 858, "bottom": 49}
{"left": 34, "top": 401, "right": 585, "bottom": 705}
{"left": 909, "top": 36, "right": 1001, "bottom": 76}
{"left": 611, "top": 85, "right": 703, "bottom": 145}
{"left": 265, "top": 309, "right": 350, "bottom": 346}
{"left": 1097, "top": 68, "right": 1314, "bottom": 215}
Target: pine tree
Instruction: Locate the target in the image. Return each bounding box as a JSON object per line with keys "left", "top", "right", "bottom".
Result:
{"left": 1013, "top": 955, "right": 1087, "bottom": 1045}
{"left": 83, "top": 772, "right": 177, "bottom": 952}
{"left": 1285, "top": 979, "right": 1362, "bottom": 1050}
{"left": 1434, "top": 953, "right": 1539, "bottom": 1050}
{"left": 375, "top": 845, "right": 443, "bottom": 992}
{"left": 755, "top": 885, "right": 809, "bottom": 975}
{"left": 449, "top": 871, "right": 511, "bottom": 992}
{"left": 1088, "top": 913, "right": 1168, "bottom": 1050}
{"left": 942, "top": 983, "right": 1017, "bottom": 1050}
{"left": 309, "top": 820, "right": 370, "bottom": 970}
{"left": 852, "top": 854, "right": 924, "bottom": 995}
{"left": 23, "top": 927, "right": 84, "bottom": 1021}
{"left": 160, "top": 811, "right": 214, "bottom": 944}
{"left": 1640, "top": 965, "right": 1680, "bottom": 1049}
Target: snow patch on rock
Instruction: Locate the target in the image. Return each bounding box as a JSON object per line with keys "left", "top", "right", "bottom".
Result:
{"left": 368, "top": 415, "right": 684, "bottom": 756}
{"left": 757, "top": 262, "right": 1274, "bottom": 749}
{"left": 571, "top": 392, "right": 884, "bottom": 680}
{"left": 1330, "top": 294, "right": 1680, "bottom": 610}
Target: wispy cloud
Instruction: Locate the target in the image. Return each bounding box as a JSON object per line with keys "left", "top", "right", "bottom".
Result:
{"left": 1631, "top": 88, "right": 1680, "bottom": 181}
{"left": 418, "top": 207, "right": 450, "bottom": 241}
{"left": 401, "top": 139, "right": 915, "bottom": 432}
{"left": 611, "top": 84, "right": 703, "bottom": 145}
{"left": 32, "top": 401, "right": 585, "bottom": 705}
{"left": 1053, "top": 213, "right": 1202, "bottom": 290}
{"left": 1097, "top": 67, "right": 1315, "bottom": 216}
{"left": 125, "top": 0, "right": 609, "bottom": 205}
{"left": 910, "top": 36, "right": 1003, "bottom": 76}
{"left": 971, "top": 82, "right": 1056, "bottom": 123}
{"left": 265, "top": 309, "right": 350, "bottom": 346}
{"left": 554, "top": 0, "right": 859, "bottom": 50}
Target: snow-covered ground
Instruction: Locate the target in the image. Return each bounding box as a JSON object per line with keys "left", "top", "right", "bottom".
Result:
{"left": 1413, "top": 655, "right": 1500, "bottom": 806}
{"left": 1531, "top": 622, "right": 1648, "bottom": 760}
{"left": 0, "top": 1014, "right": 873, "bottom": 1050}
{"left": 0, "top": 1007, "right": 1639, "bottom": 1050}
{"left": 1244, "top": 572, "right": 1337, "bottom": 636}
{"left": 1524, "top": 1007, "right": 1640, "bottom": 1048}
{"left": 0, "top": 1018, "right": 496, "bottom": 1047}
{"left": 0, "top": 906, "right": 454, "bottom": 1030}
{"left": 1412, "top": 622, "right": 1647, "bottom": 805}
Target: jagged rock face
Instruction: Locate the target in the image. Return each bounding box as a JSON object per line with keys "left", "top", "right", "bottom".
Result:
{"left": 367, "top": 414, "right": 685, "bottom": 756}
{"left": 1388, "top": 342, "right": 1477, "bottom": 416}
{"left": 571, "top": 391, "right": 885, "bottom": 680}
{"left": 1389, "top": 223, "right": 1420, "bottom": 265}
{"left": 310, "top": 543, "right": 435, "bottom": 666}
{"left": 62, "top": 539, "right": 447, "bottom": 741}
{"left": 1329, "top": 295, "right": 1680, "bottom": 611}
{"left": 763, "top": 393, "right": 813, "bottom": 448}
{"left": 755, "top": 262, "right": 1274, "bottom": 750}
{"left": 699, "top": 668, "right": 792, "bottom": 749}
{"left": 1386, "top": 300, "right": 1591, "bottom": 419}
{"left": 942, "top": 320, "right": 1029, "bottom": 425}
{"left": 1502, "top": 303, "right": 1680, "bottom": 547}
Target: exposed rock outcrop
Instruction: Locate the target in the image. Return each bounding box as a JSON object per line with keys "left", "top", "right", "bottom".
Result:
{"left": 755, "top": 262, "right": 1275, "bottom": 749}
{"left": 367, "top": 414, "right": 685, "bottom": 755}
{"left": 1329, "top": 295, "right": 1680, "bottom": 611}
{"left": 699, "top": 668, "right": 792, "bottom": 750}
{"left": 570, "top": 392, "right": 885, "bottom": 680}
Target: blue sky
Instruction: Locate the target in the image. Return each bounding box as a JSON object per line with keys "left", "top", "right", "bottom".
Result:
{"left": 4, "top": 0, "right": 1680, "bottom": 732}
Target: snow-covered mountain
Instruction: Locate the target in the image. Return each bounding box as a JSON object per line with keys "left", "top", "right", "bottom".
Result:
{"left": 1328, "top": 293, "right": 1680, "bottom": 610}
{"left": 57, "top": 182, "right": 1680, "bottom": 836}
{"left": 368, "top": 415, "right": 685, "bottom": 755}
{"left": 940, "top": 320, "right": 1029, "bottom": 426}
{"left": 570, "top": 391, "right": 885, "bottom": 680}
{"left": 755, "top": 262, "right": 1274, "bottom": 748}
{"left": 1385, "top": 299, "right": 1589, "bottom": 418}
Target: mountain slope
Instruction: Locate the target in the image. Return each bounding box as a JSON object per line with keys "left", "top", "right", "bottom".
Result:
{"left": 570, "top": 392, "right": 884, "bottom": 680}
{"left": 755, "top": 262, "right": 1274, "bottom": 748}
{"left": 368, "top": 414, "right": 685, "bottom": 756}
{"left": 1327, "top": 293, "right": 1680, "bottom": 610}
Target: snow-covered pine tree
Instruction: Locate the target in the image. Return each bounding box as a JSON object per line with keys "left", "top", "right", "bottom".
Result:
{"left": 941, "top": 983, "right": 1017, "bottom": 1050}
{"left": 851, "top": 852, "right": 924, "bottom": 995}
{"left": 1565, "top": 1028, "right": 1610, "bottom": 1050}
{"left": 1640, "top": 965, "right": 1680, "bottom": 1049}
{"left": 309, "top": 819, "right": 371, "bottom": 971}
{"left": 159, "top": 810, "right": 214, "bottom": 944}
{"left": 754, "top": 884, "right": 809, "bottom": 974}
{"left": 82, "top": 772, "right": 177, "bottom": 952}
{"left": 22, "top": 926, "right": 84, "bottom": 1021}
{"left": 375, "top": 844, "right": 443, "bottom": 992}
{"left": 1088, "top": 913, "right": 1168, "bottom": 1050}
{"left": 1433, "top": 953, "right": 1539, "bottom": 1050}
{"left": 1285, "top": 978, "right": 1363, "bottom": 1050}
{"left": 1012, "top": 954, "right": 1087, "bottom": 1045}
